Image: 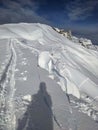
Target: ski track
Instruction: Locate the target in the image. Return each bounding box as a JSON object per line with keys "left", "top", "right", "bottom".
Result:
{"left": 0, "top": 39, "right": 17, "bottom": 130}
{"left": 14, "top": 39, "right": 40, "bottom": 54}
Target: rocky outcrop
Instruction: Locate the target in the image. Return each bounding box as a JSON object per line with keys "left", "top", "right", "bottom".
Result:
{"left": 53, "top": 27, "right": 72, "bottom": 40}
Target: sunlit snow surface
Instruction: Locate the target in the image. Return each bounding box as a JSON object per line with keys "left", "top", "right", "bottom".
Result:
{"left": 0, "top": 23, "right": 98, "bottom": 130}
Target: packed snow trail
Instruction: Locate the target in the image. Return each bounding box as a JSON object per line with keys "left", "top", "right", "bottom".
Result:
{"left": 14, "top": 39, "right": 71, "bottom": 130}
{"left": 12, "top": 39, "right": 75, "bottom": 130}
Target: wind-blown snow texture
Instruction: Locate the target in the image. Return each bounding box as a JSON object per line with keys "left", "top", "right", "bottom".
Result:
{"left": 0, "top": 23, "right": 98, "bottom": 130}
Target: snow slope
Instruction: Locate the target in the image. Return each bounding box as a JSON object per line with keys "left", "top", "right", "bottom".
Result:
{"left": 0, "top": 23, "right": 98, "bottom": 99}
{"left": 0, "top": 23, "right": 98, "bottom": 130}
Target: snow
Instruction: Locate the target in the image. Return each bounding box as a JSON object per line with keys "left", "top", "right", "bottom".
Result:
{"left": 79, "top": 38, "right": 92, "bottom": 45}
{"left": 72, "top": 36, "right": 93, "bottom": 47}
{"left": 22, "top": 94, "right": 32, "bottom": 102}
{"left": 0, "top": 23, "right": 98, "bottom": 100}
{"left": 38, "top": 51, "right": 51, "bottom": 70}
{"left": 38, "top": 51, "right": 54, "bottom": 74}
{"left": 0, "top": 23, "right": 98, "bottom": 130}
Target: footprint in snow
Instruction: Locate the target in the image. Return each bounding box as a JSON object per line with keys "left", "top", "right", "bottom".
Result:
{"left": 21, "top": 61, "right": 27, "bottom": 66}
{"left": 20, "top": 70, "right": 28, "bottom": 75}
{"left": 15, "top": 68, "right": 19, "bottom": 72}
{"left": 16, "top": 76, "right": 27, "bottom": 81}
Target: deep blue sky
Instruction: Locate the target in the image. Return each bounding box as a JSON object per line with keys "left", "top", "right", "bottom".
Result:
{"left": 0, "top": 0, "right": 98, "bottom": 44}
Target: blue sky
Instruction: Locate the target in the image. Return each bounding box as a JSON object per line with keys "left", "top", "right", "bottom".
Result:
{"left": 0, "top": 0, "right": 98, "bottom": 44}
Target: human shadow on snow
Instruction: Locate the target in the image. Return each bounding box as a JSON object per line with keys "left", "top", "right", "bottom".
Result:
{"left": 17, "top": 82, "right": 53, "bottom": 130}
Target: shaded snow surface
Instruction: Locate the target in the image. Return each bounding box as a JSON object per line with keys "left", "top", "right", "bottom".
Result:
{"left": 0, "top": 23, "right": 98, "bottom": 130}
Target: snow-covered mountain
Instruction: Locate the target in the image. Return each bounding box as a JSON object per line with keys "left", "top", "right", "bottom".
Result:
{"left": 0, "top": 23, "right": 98, "bottom": 130}
{"left": 53, "top": 27, "right": 98, "bottom": 50}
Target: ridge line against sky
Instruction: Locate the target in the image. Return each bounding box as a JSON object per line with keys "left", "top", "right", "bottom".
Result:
{"left": 0, "top": 0, "right": 98, "bottom": 44}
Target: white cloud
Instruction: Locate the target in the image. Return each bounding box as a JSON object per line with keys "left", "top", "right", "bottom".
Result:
{"left": 0, "top": 0, "right": 49, "bottom": 24}
{"left": 66, "top": 0, "right": 98, "bottom": 20}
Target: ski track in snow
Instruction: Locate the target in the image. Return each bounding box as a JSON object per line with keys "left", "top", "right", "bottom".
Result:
{"left": 0, "top": 39, "right": 17, "bottom": 130}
